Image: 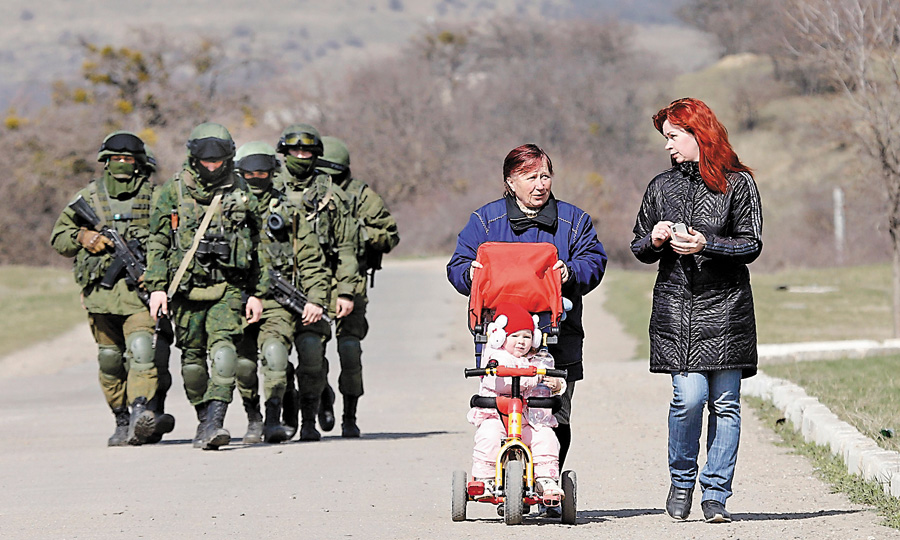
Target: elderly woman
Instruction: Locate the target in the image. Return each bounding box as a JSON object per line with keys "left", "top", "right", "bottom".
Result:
{"left": 631, "top": 98, "right": 762, "bottom": 523}
{"left": 447, "top": 143, "right": 607, "bottom": 474}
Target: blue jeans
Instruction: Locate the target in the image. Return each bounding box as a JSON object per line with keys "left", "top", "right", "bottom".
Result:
{"left": 668, "top": 370, "right": 741, "bottom": 504}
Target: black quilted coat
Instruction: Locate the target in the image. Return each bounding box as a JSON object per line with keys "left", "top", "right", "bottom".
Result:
{"left": 631, "top": 162, "right": 763, "bottom": 378}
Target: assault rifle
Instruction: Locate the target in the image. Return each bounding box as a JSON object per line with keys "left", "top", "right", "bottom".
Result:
{"left": 268, "top": 270, "right": 332, "bottom": 323}
{"left": 69, "top": 195, "right": 149, "bottom": 305}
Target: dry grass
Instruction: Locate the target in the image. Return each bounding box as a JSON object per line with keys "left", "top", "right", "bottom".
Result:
{"left": 0, "top": 265, "right": 84, "bottom": 357}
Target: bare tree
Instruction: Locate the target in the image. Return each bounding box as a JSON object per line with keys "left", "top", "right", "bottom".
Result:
{"left": 786, "top": 0, "right": 900, "bottom": 334}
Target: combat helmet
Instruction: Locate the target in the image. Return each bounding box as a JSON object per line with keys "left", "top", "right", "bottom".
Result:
{"left": 187, "top": 122, "right": 235, "bottom": 161}
{"left": 276, "top": 123, "right": 323, "bottom": 156}
{"left": 235, "top": 141, "right": 280, "bottom": 173}
{"left": 97, "top": 131, "right": 147, "bottom": 164}
{"left": 317, "top": 136, "right": 350, "bottom": 176}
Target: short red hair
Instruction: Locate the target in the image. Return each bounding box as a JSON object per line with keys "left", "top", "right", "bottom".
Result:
{"left": 652, "top": 98, "right": 751, "bottom": 193}
{"left": 503, "top": 144, "right": 553, "bottom": 182}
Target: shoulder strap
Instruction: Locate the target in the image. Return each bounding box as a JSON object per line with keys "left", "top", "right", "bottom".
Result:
{"left": 166, "top": 192, "right": 223, "bottom": 299}
{"left": 88, "top": 180, "right": 109, "bottom": 229}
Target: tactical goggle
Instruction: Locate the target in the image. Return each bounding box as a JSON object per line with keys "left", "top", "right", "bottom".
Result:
{"left": 188, "top": 137, "right": 235, "bottom": 160}
{"left": 100, "top": 133, "right": 145, "bottom": 155}
{"left": 279, "top": 131, "right": 321, "bottom": 149}
{"left": 236, "top": 154, "right": 280, "bottom": 173}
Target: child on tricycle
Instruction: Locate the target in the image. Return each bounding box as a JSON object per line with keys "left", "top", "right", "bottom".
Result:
{"left": 468, "top": 302, "right": 566, "bottom": 502}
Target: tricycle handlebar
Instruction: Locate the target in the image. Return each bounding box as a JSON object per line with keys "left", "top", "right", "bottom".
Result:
{"left": 465, "top": 366, "right": 567, "bottom": 379}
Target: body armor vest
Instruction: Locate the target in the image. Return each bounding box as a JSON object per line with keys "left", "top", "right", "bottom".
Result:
{"left": 73, "top": 178, "right": 152, "bottom": 288}
{"left": 168, "top": 172, "right": 254, "bottom": 290}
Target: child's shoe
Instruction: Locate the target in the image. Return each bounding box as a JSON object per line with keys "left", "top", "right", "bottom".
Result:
{"left": 535, "top": 477, "right": 563, "bottom": 506}
{"left": 473, "top": 477, "right": 495, "bottom": 501}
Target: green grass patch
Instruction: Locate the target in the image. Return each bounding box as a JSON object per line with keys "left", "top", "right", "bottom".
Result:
{"left": 747, "top": 396, "right": 900, "bottom": 529}
{"left": 602, "top": 264, "right": 893, "bottom": 359}
{"left": 762, "top": 355, "right": 900, "bottom": 453}
{"left": 752, "top": 264, "right": 892, "bottom": 343}
{"left": 0, "top": 265, "right": 85, "bottom": 357}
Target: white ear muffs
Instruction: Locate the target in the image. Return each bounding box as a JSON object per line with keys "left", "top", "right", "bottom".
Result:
{"left": 486, "top": 314, "right": 508, "bottom": 350}
{"left": 531, "top": 314, "right": 542, "bottom": 349}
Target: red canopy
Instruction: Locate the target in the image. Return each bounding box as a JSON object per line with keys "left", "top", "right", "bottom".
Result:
{"left": 468, "top": 242, "right": 562, "bottom": 331}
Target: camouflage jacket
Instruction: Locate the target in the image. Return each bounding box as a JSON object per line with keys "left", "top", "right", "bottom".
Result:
{"left": 338, "top": 175, "right": 400, "bottom": 294}
{"left": 145, "top": 163, "right": 266, "bottom": 298}
{"left": 255, "top": 186, "right": 331, "bottom": 310}
{"left": 278, "top": 169, "right": 361, "bottom": 299}
{"left": 50, "top": 173, "right": 154, "bottom": 315}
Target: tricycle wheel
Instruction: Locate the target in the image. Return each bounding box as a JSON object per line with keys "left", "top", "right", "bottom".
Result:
{"left": 561, "top": 470, "right": 577, "bottom": 525}
{"left": 451, "top": 470, "right": 467, "bottom": 522}
{"left": 504, "top": 460, "right": 524, "bottom": 525}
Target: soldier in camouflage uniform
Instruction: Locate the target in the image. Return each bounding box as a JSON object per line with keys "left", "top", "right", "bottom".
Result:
{"left": 233, "top": 141, "right": 331, "bottom": 444}
{"left": 145, "top": 122, "right": 267, "bottom": 450}
{"left": 50, "top": 131, "right": 175, "bottom": 446}
{"left": 316, "top": 136, "right": 399, "bottom": 437}
{"left": 275, "top": 123, "right": 361, "bottom": 441}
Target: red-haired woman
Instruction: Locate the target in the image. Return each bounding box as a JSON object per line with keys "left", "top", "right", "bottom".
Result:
{"left": 631, "top": 98, "right": 763, "bottom": 523}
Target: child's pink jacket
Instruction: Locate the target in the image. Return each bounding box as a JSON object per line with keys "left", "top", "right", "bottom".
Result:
{"left": 466, "top": 347, "right": 566, "bottom": 430}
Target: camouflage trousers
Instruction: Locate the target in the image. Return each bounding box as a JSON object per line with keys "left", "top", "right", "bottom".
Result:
{"left": 88, "top": 310, "right": 161, "bottom": 410}
{"left": 171, "top": 284, "right": 244, "bottom": 405}
{"left": 327, "top": 293, "right": 369, "bottom": 398}
{"left": 235, "top": 305, "right": 295, "bottom": 402}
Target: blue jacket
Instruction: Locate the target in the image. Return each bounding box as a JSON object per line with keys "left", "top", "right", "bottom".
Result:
{"left": 447, "top": 194, "right": 607, "bottom": 380}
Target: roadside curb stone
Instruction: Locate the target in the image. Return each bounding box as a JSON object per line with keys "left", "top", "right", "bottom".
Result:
{"left": 745, "top": 354, "right": 900, "bottom": 499}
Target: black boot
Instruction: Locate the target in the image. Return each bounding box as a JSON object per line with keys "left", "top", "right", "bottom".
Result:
{"left": 108, "top": 407, "right": 130, "bottom": 447}
{"left": 144, "top": 394, "right": 175, "bottom": 444}
{"left": 318, "top": 383, "right": 336, "bottom": 432}
{"left": 201, "top": 400, "right": 231, "bottom": 450}
{"left": 127, "top": 396, "right": 156, "bottom": 446}
{"left": 282, "top": 387, "right": 299, "bottom": 440}
{"left": 242, "top": 396, "right": 264, "bottom": 444}
{"left": 341, "top": 395, "right": 360, "bottom": 438}
{"left": 299, "top": 396, "right": 321, "bottom": 441}
{"left": 192, "top": 402, "right": 210, "bottom": 449}
{"left": 263, "top": 398, "right": 288, "bottom": 443}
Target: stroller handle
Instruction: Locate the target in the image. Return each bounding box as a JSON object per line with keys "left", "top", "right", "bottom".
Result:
{"left": 465, "top": 366, "right": 568, "bottom": 379}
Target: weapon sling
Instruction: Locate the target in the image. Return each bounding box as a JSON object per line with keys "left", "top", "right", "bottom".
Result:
{"left": 166, "top": 192, "right": 223, "bottom": 299}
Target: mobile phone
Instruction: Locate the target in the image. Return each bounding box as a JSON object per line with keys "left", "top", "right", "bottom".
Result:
{"left": 672, "top": 223, "right": 688, "bottom": 235}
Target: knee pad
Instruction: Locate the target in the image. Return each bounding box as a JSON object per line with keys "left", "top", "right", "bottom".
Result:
{"left": 261, "top": 338, "right": 289, "bottom": 373}
{"left": 296, "top": 333, "right": 324, "bottom": 357}
{"left": 181, "top": 363, "right": 208, "bottom": 390}
{"left": 97, "top": 345, "right": 125, "bottom": 377}
{"left": 209, "top": 342, "right": 237, "bottom": 385}
{"left": 295, "top": 334, "right": 324, "bottom": 375}
{"left": 337, "top": 337, "right": 362, "bottom": 368}
{"left": 235, "top": 357, "right": 258, "bottom": 381}
{"left": 125, "top": 331, "right": 155, "bottom": 371}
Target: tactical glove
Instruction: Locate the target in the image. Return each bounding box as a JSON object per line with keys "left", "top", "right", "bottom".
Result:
{"left": 77, "top": 227, "right": 113, "bottom": 254}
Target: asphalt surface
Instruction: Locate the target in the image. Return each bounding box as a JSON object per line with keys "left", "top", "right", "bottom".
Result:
{"left": 0, "top": 257, "right": 897, "bottom": 539}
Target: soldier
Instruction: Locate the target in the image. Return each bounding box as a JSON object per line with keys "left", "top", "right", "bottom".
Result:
{"left": 316, "top": 136, "right": 399, "bottom": 437}
{"left": 145, "top": 122, "right": 266, "bottom": 450}
{"left": 50, "top": 131, "right": 175, "bottom": 446}
{"left": 275, "top": 123, "right": 360, "bottom": 441}
{"left": 233, "top": 141, "right": 331, "bottom": 444}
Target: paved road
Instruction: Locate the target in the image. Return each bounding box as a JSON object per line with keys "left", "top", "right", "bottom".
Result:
{"left": 0, "top": 258, "right": 897, "bottom": 539}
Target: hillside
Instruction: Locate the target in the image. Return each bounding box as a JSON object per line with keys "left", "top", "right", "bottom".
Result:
{"left": 1, "top": 0, "right": 687, "bottom": 111}
{"left": 670, "top": 53, "right": 889, "bottom": 269}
